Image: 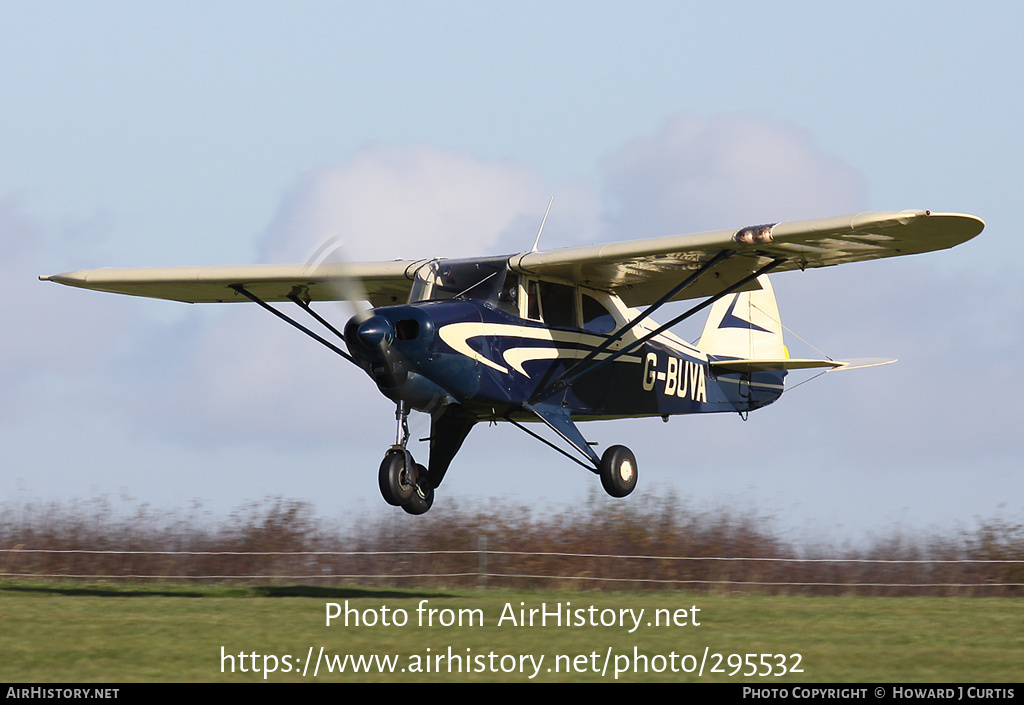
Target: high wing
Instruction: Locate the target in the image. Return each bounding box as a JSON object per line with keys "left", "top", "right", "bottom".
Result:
{"left": 40, "top": 259, "right": 436, "bottom": 308}
{"left": 41, "top": 210, "right": 983, "bottom": 308}
{"left": 509, "top": 210, "right": 983, "bottom": 306}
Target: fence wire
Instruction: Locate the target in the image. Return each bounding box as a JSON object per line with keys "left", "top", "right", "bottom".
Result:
{"left": 3, "top": 547, "right": 1022, "bottom": 595}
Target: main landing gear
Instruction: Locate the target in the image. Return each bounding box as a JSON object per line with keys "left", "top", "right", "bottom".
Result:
{"left": 599, "top": 445, "right": 638, "bottom": 498}
{"left": 379, "top": 401, "right": 434, "bottom": 515}
{"left": 511, "top": 404, "right": 639, "bottom": 500}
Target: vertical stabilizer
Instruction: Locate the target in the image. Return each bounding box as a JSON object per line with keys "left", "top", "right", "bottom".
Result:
{"left": 698, "top": 275, "right": 785, "bottom": 360}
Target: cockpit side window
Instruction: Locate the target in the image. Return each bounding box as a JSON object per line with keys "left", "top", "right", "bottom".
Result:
{"left": 538, "top": 281, "right": 577, "bottom": 329}
{"left": 410, "top": 258, "right": 508, "bottom": 305}
{"left": 518, "top": 279, "right": 620, "bottom": 332}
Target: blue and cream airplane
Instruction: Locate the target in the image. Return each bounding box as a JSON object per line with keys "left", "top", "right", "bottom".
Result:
{"left": 41, "top": 209, "right": 983, "bottom": 514}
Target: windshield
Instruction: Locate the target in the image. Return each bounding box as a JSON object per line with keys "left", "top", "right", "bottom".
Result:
{"left": 410, "top": 257, "right": 510, "bottom": 305}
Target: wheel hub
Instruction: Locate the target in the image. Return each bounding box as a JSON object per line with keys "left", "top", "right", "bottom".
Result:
{"left": 618, "top": 459, "right": 634, "bottom": 483}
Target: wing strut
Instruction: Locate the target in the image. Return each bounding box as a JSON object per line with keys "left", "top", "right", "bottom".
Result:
{"left": 508, "top": 403, "right": 601, "bottom": 472}
{"left": 229, "top": 284, "right": 357, "bottom": 364}
{"left": 552, "top": 248, "right": 734, "bottom": 385}
{"left": 530, "top": 257, "right": 786, "bottom": 402}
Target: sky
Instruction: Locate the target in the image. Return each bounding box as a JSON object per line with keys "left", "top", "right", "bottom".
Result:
{"left": 3, "top": 1, "right": 1022, "bottom": 544}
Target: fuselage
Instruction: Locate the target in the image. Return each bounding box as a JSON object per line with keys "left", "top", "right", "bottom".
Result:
{"left": 345, "top": 296, "right": 786, "bottom": 423}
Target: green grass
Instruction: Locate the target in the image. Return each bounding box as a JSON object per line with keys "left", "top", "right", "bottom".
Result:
{"left": 1, "top": 582, "right": 1021, "bottom": 682}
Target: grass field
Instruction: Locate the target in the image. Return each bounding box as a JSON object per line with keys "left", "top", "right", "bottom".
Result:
{"left": 1, "top": 582, "right": 1021, "bottom": 682}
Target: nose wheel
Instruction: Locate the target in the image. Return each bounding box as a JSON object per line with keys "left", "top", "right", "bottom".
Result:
{"left": 378, "top": 450, "right": 416, "bottom": 506}
{"left": 378, "top": 451, "right": 435, "bottom": 514}
{"left": 401, "top": 463, "right": 434, "bottom": 515}
{"left": 378, "top": 401, "right": 436, "bottom": 514}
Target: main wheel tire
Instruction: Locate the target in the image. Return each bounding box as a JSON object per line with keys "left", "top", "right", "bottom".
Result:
{"left": 379, "top": 450, "right": 417, "bottom": 506}
{"left": 402, "top": 467, "right": 434, "bottom": 515}
{"left": 599, "top": 445, "right": 638, "bottom": 498}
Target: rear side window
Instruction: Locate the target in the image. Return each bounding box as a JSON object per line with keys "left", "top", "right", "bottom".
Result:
{"left": 581, "top": 293, "right": 616, "bottom": 334}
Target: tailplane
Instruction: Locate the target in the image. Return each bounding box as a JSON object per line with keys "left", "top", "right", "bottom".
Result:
{"left": 697, "top": 275, "right": 895, "bottom": 372}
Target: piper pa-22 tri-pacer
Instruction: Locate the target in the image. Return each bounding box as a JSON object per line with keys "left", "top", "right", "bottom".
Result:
{"left": 42, "top": 209, "right": 984, "bottom": 514}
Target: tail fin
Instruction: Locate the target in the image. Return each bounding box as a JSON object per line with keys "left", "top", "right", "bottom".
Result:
{"left": 698, "top": 275, "right": 897, "bottom": 373}
{"left": 698, "top": 274, "right": 786, "bottom": 360}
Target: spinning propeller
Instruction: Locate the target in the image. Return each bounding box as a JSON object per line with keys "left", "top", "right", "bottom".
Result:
{"left": 304, "top": 235, "right": 407, "bottom": 390}
{"left": 304, "top": 235, "right": 431, "bottom": 513}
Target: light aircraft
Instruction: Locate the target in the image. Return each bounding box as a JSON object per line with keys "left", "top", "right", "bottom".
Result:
{"left": 41, "top": 209, "right": 983, "bottom": 514}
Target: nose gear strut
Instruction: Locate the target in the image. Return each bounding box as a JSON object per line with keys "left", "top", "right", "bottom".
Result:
{"left": 378, "top": 401, "right": 434, "bottom": 515}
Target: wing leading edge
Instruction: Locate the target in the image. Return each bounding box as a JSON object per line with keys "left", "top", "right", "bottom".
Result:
{"left": 41, "top": 210, "right": 983, "bottom": 308}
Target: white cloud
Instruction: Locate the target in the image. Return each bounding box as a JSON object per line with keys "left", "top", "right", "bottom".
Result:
{"left": 600, "top": 112, "right": 867, "bottom": 238}
{"left": 260, "top": 142, "right": 602, "bottom": 263}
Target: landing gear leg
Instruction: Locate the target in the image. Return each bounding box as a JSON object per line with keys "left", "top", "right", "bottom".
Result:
{"left": 513, "top": 403, "right": 638, "bottom": 500}
{"left": 378, "top": 401, "right": 435, "bottom": 514}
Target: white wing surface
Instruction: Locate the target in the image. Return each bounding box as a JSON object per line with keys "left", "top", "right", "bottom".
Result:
{"left": 41, "top": 210, "right": 982, "bottom": 308}
{"left": 40, "top": 260, "right": 434, "bottom": 308}
{"left": 509, "top": 210, "right": 983, "bottom": 306}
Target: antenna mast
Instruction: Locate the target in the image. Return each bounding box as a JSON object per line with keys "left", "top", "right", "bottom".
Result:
{"left": 531, "top": 196, "right": 555, "bottom": 252}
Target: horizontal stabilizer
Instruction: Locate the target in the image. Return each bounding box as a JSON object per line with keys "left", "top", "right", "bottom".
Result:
{"left": 710, "top": 357, "right": 896, "bottom": 373}
{"left": 827, "top": 357, "right": 897, "bottom": 371}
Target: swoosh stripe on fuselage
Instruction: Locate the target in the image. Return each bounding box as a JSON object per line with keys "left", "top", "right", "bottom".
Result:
{"left": 437, "top": 321, "right": 643, "bottom": 377}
